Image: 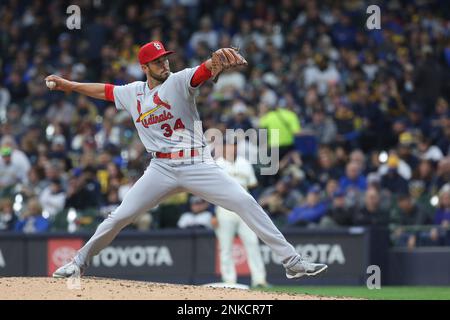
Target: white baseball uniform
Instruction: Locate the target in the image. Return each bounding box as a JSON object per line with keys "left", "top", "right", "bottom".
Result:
{"left": 215, "top": 156, "right": 267, "bottom": 286}
{"left": 73, "top": 66, "right": 298, "bottom": 269}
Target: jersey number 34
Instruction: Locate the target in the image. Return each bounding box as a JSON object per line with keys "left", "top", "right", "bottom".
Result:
{"left": 161, "top": 118, "right": 185, "bottom": 137}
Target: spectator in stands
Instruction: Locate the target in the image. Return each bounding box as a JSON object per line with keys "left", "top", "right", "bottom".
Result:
{"left": 433, "top": 184, "right": 450, "bottom": 227}
{"left": 100, "top": 187, "right": 121, "bottom": 219}
{"left": 189, "top": 16, "right": 219, "bottom": 51}
{"left": 333, "top": 100, "right": 359, "bottom": 147}
{"left": 226, "top": 101, "right": 253, "bottom": 131}
{"left": 385, "top": 78, "right": 408, "bottom": 118}
{"left": 417, "top": 135, "right": 444, "bottom": 163}
{"left": 309, "top": 148, "right": 342, "bottom": 187}
{"left": 380, "top": 155, "right": 409, "bottom": 194}
{"left": 118, "top": 170, "right": 140, "bottom": 201}
{"left": 353, "top": 187, "right": 389, "bottom": 226}
{"left": 177, "top": 196, "right": 213, "bottom": 229}
{"left": 390, "top": 193, "right": 431, "bottom": 248}
{"left": 378, "top": 151, "right": 412, "bottom": 181}
{"left": 339, "top": 161, "right": 367, "bottom": 193}
{"left": 408, "top": 180, "right": 434, "bottom": 215}
{"left": 2, "top": 133, "right": 33, "bottom": 170}
{"left": 334, "top": 145, "right": 349, "bottom": 172}
{"left": 287, "top": 185, "right": 328, "bottom": 226}
{"left": 258, "top": 176, "right": 301, "bottom": 227}
{"left": 432, "top": 157, "right": 450, "bottom": 191}
{"left": 414, "top": 46, "right": 445, "bottom": 116}
{"left": 71, "top": 121, "right": 97, "bottom": 153}
{"left": 14, "top": 198, "right": 49, "bottom": 233}
{"left": 21, "top": 166, "right": 46, "bottom": 199}
{"left": 259, "top": 103, "right": 301, "bottom": 160}
{"left": 397, "top": 132, "right": 420, "bottom": 172}
{"left": 213, "top": 68, "right": 247, "bottom": 93}
{"left": 41, "top": 160, "right": 64, "bottom": 187}
{"left": 407, "top": 105, "right": 430, "bottom": 140}
{"left": 95, "top": 119, "right": 121, "bottom": 151}
{"left": 355, "top": 82, "right": 386, "bottom": 151}
{"left": 391, "top": 193, "right": 431, "bottom": 226}
{"left": 320, "top": 189, "right": 354, "bottom": 227}
{"left": 303, "top": 54, "right": 340, "bottom": 96}
{"left": 0, "top": 146, "right": 27, "bottom": 197}
{"left": 45, "top": 98, "right": 75, "bottom": 126}
{"left": 5, "top": 71, "right": 28, "bottom": 104}
{"left": 349, "top": 150, "right": 367, "bottom": 174}
{"left": 0, "top": 198, "right": 16, "bottom": 231}
{"left": 48, "top": 134, "right": 72, "bottom": 172}
{"left": 413, "top": 159, "right": 435, "bottom": 195}
{"left": 302, "top": 107, "right": 337, "bottom": 145}
{"left": 38, "top": 178, "right": 66, "bottom": 220}
{"left": 324, "top": 178, "right": 339, "bottom": 201}
{"left": 152, "top": 192, "right": 189, "bottom": 229}
{"left": 436, "top": 120, "right": 450, "bottom": 156}
{"left": 72, "top": 95, "right": 99, "bottom": 125}
{"left": 278, "top": 150, "right": 303, "bottom": 182}
{"left": 104, "top": 162, "right": 125, "bottom": 193}
{"left": 419, "top": 184, "right": 450, "bottom": 246}
{"left": 0, "top": 84, "right": 11, "bottom": 122}
{"left": 65, "top": 166, "right": 101, "bottom": 211}
{"left": 430, "top": 97, "right": 449, "bottom": 141}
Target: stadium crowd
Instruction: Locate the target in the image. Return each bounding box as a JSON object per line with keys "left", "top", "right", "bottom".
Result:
{"left": 0, "top": 0, "right": 449, "bottom": 247}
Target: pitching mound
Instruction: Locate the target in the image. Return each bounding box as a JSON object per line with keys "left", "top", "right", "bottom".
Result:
{"left": 0, "top": 277, "right": 350, "bottom": 300}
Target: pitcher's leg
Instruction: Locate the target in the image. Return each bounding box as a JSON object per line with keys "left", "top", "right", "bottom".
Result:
{"left": 237, "top": 219, "right": 267, "bottom": 286}
{"left": 181, "top": 163, "right": 297, "bottom": 262}
{"left": 74, "top": 162, "right": 178, "bottom": 267}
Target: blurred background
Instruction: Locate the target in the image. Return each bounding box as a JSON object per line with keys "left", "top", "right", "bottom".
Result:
{"left": 0, "top": 0, "right": 449, "bottom": 290}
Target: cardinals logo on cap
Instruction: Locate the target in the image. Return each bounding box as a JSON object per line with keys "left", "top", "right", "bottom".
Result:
{"left": 138, "top": 41, "right": 174, "bottom": 64}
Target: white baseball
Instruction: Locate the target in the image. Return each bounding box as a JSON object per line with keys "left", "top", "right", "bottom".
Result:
{"left": 46, "top": 80, "right": 56, "bottom": 89}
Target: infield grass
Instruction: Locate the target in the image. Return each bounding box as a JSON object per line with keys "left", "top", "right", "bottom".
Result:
{"left": 258, "top": 286, "right": 450, "bottom": 300}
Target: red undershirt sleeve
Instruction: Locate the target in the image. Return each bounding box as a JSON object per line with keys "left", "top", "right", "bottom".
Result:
{"left": 105, "top": 84, "right": 115, "bottom": 102}
{"left": 190, "top": 62, "right": 212, "bottom": 87}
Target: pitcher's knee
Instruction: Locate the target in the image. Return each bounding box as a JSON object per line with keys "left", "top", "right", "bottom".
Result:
{"left": 229, "top": 192, "right": 258, "bottom": 212}
{"left": 106, "top": 210, "right": 135, "bottom": 229}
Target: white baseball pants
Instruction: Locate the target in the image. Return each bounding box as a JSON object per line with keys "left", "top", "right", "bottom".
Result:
{"left": 74, "top": 159, "right": 297, "bottom": 268}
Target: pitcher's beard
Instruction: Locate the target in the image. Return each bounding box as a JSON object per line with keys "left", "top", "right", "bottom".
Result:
{"left": 149, "top": 70, "right": 169, "bottom": 82}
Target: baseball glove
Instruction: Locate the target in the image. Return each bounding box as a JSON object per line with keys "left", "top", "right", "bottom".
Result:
{"left": 211, "top": 47, "right": 248, "bottom": 83}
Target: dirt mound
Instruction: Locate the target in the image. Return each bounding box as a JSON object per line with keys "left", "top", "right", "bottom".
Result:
{"left": 0, "top": 277, "right": 352, "bottom": 300}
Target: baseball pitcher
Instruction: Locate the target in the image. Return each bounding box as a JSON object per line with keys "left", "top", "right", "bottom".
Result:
{"left": 47, "top": 41, "right": 327, "bottom": 280}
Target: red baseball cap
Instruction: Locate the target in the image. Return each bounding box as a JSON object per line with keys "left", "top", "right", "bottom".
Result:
{"left": 138, "top": 41, "right": 174, "bottom": 65}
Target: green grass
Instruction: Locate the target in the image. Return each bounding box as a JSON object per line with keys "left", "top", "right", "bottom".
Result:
{"left": 258, "top": 286, "right": 450, "bottom": 300}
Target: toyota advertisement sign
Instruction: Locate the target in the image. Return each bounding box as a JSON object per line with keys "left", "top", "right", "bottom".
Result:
{"left": 47, "top": 239, "right": 84, "bottom": 276}
{"left": 0, "top": 228, "right": 386, "bottom": 285}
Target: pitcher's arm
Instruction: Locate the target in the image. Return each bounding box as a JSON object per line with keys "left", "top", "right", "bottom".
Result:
{"left": 45, "top": 75, "right": 114, "bottom": 101}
